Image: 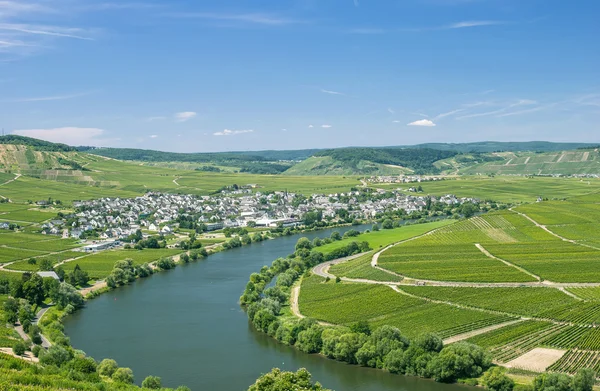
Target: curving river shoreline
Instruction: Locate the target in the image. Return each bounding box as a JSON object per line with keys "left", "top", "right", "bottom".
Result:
{"left": 64, "top": 226, "right": 472, "bottom": 391}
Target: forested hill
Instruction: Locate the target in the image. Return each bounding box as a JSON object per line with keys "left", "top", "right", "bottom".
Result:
{"left": 0, "top": 135, "right": 76, "bottom": 152}
{"left": 315, "top": 148, "right": 457, "bottom": 173}
{"left": 82, "top": 147, "right": 319, "bottom": 162}
{"left": 413, "top": 141, "right": 596, "bottom": 153}
{"left": 282, "top": 148, "right": 458, "bottom": 176}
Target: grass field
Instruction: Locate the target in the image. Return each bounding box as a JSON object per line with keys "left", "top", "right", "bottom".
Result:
{"left": 376, "top": 177, "right": 600, "bottom": 203}
{"left": 316, "top": 220, "right": 455, "bottom": 253}
{"left": 329, "top": 252, "right": 403, "bottom": 282}
{"left": 62, "top": 248, "right": 181, "bottom": 278}
{"left": 400, "top": 286, "right": 577, "bottom": 318}
{"left": 299, "top": 274, "right": 515, "bottom": 338}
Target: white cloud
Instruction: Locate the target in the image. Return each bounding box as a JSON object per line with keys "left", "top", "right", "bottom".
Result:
{"left": 308, "top": 125, "right": 314, "bottom": 128}
{"left": 387, "top": 108, "right": 395, "bottom": 114}
{"left": 434, "top": 108, "right": 466, "bottom": 120}
{"left": 321, "top": 89, "right": 346, "bottom": 96}
{"left": 321, "top": 124, "right": 332, "bottom": 128}
{"left": 12, "top": 127, "right": 109, "bottom": 145}
{"left": 457, "top": 100, "right": 537, "bottom": 120}
{"left": 174, "top": 111, "right": 197, "bottom": 122}
{"left": 447, "top": 21, "right": 505, "bottom": 29}
{"left": 149, "top": 134, "right": 158, "bottom": 138}
{"left": 213, "top": 129, "right": 254, "bottom": 136}
{"left": 8, "top": 91, "right": 95, "bottom": 102}
{"left": 0, "top": 23, "right": 94, "bottom": 40}
{"left": 407, "top": 119, "right": 436, "bottom": 127}
{"left": 167, "top": 12, "right": 300, "bottom": 26}
{"left": 392, "top": 120, "right": 401, "bottom": 123}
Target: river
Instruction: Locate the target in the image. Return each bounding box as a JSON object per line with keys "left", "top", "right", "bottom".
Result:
{"left": 64, "top": 226, "right": 470, "bottom": 391}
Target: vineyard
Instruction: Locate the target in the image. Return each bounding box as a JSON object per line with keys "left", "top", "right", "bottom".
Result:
{"left": 548, "top": 350, "right": 600, "bottom": 374}
{"left": 298, "top": 196, "right": 600, "bottom": 376}
{"left": 328, "top": 252, "right": 403, "bottom": 282}
{"left": 400, "top": 286, "right": 578, "bottom": 318}
{"left": 299, "top": 275, "right": 515, "bottom": 338}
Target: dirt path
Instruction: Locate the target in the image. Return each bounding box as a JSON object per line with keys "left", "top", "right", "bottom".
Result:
{"left": 290, "top": 283, "right": 334, "bottom": 326}
{"left": 0, "top": 173, "right": 21, "bottom": 199}
{"left": 0, "top": 348, "right": 38, "bottom": 363}
{"left": 80, "top": 281, "right": 107, "bottom": 297}
{"left": 475, "top": 243, "right": 541, "bottom": 281}
{"left": 443, "top": 319, "right": 524, "bottom": 344}
{"left": 290, "top": 286, "right": 304, "bottom": 319}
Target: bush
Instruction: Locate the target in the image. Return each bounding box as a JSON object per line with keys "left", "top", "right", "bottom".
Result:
{"left": 97, "top": 358, "right": 118, "bottom": 377}
{"left": 156, "top": 257, "right": 176, "bottom": 270}
{"left": 112, "top": 367, "right": 134, "bottom": 384}
{"left": 31, "top": 345, "right": 41, "bottom": 357}
{"left": 39, "top": 345, "right": 72, "bottom": 367}
{"left": 142, "top": 375, "right": 162, "bottom": 389}
{"left": 482, "top": 367, "right": 515, "bottom": 391}
{"left": 12, "top": 341, "right": 27, "bottom": 356}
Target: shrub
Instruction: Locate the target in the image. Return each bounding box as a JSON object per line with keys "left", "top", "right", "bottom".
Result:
{"left": 112, "top": 367, "right": 134, "bottom": 384}
{"left": 482, "top": 367, "right": 515, "bottom": 391}
{"left": 12, "top": 341, "right": 27, "bottom": 356}
{"left": 31, "top": 345, "right": 41, "bottom": 357}
{"left": 142, "top": 375, "right": 162, "bottom": 389}
{"left": 97, "top": 358, "right": 118, "bottom": 377}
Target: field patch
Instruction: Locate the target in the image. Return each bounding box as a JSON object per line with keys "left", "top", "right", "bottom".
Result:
{"left": 505, "top": 348, "right": 566, "bottom": 372}
{"left": 63, "top": 248, "right": 181, "bottom": 278}
{"left": 299, "top": 274, "right": 514, "bottom": 338}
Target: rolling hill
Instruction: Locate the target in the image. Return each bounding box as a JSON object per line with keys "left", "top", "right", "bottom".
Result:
{"left": 1, "top": 136, "right": 599, "bottom": 178}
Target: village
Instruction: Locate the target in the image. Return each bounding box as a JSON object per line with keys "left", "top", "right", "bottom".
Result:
{"left": 32, "top": 188, "right": 477, "bottom": 246}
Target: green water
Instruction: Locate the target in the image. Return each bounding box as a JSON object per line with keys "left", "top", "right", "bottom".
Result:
{"left": 64, "top": 227, "right": 472, "bottom": 391}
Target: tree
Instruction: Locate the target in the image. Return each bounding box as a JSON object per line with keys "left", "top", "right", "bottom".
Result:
{"left": 39, "top": 259, "right": 53, "bottom": 271}
{"left": 430, "top": 342, "right": 491, "bottom": 383}
{"left": 382, "top": 219, "right": 394, "bottom": 230}
{"left": 460, "top": 202, "right": 478, "bottom": 218}
{"left": 12, "top": 341, "right": 27, "bottom": 356}
{"left": 248, "top": 368, "right": 332, "bottom": 391}
{"left": 482, "top": 367, "right": 515, "bottom": 391}
{"left": 51, "top": 282, "right": 84, "bottom": 310}
{"left": 350, "top": 320, "right": 371, "bottom": 336}
{"left": 39, "top": 345, "right": 72, "bottom": 367}
{"left": 68, "top": 264, "right": 89, "bottom": 286}
{"left": 112, "top": 367, "right": 135, "bottom": 384}
{"left": 142, "top": 376, "right": 162, "bottom": 389}
{"left": 330, "top": 231, "right": 342, "bottom": 241}
{"left": 23, "top": 273, "right": 45, "bottom": 307}
{"left": 97, "top": 358, "right": 119, "bottom": 377}
{"left": 533, "top": 373, "right": 573, "bottom": 391}
{"left": 295, "top": 237, "right": 313, "bottom": 251}
{"left": 3, "top": 297, "right": 19, "bottom": 324}
{"left": 296, "top": 325, "right": 324, "bottom": 354}
{"left": 573, "top": 368, "right": 595, "bottom": 391}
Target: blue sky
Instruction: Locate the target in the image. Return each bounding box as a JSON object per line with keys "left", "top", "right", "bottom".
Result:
{"left": 1, "top": 0, "right": 599, "bottom": 152}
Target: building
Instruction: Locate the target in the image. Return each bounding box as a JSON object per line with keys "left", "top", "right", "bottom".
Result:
{"left": 37, "top": 271, "right": 60, "bottom": 280}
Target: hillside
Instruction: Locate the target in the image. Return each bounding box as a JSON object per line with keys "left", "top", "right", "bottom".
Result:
{"left": 284, "top": 147, "right": 457, "bottom": 176}
{"left": 414, "top": 141, "right": 597, "bottom": 153}
{"left": 458, "top": 149, "right": 600, "bottom": 175}
{"left": 283, "top": 156, "right": 413, "bottom": 176}
{"left": 0, "top": 135, "right": 76, "bottom": 152}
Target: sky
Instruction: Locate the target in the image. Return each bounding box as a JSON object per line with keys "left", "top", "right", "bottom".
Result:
{"left": 0, "top": 0, "right": 599, "bottom": 152}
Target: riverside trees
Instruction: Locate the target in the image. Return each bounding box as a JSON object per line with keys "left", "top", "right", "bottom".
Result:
{"left": 240, "top": 236, "right": 491, "bottom": 385}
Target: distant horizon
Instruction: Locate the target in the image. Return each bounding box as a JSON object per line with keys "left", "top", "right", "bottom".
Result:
{"left": 2, "top": 134, "right": 598, "bottom": 155}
